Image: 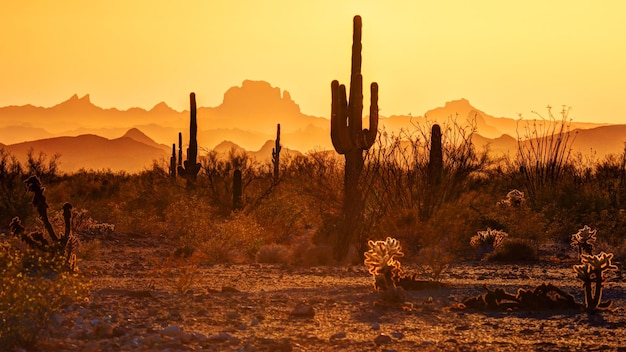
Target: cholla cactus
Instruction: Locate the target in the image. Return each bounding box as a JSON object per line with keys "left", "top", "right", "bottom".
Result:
{"left": 571, "top": 225, "right": 597, "bottom": 258}
{"left": 364, "top": 237, "right": 404, "bottom": 290}
{"left": 470, "top": 228, "right": 508, "bottom": 258}
{"left": 573, "top": 251, "right": 618, "bottom": 310}
{"left": 499, "top": 189, "right": 525, "bottom": 207}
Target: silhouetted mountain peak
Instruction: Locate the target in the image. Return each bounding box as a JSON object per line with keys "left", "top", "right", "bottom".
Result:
{"left": 54, "top": 94, "right": 96, "bottom": 110}
{"left": 213, "top": 140, "right": 245, "bottom": 154}
{"left": 121, "top": 128, "right": 158, "bottom": 146}
{"left": 425, "top": 98, "right": 477, "bottom": 119}
{"left": 217, "top": 80, "right": 300, "bottom": 115}
{"left": 149, "top": 101, "right": 175, "bottom": 113}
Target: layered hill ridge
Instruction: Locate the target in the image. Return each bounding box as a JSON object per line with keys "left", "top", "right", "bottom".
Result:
{"left": 1, "top": 79, "right": 625, "bottom": 173}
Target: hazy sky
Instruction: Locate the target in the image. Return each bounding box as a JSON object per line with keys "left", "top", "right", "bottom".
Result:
{"left": 2, "top": 1, "right": 626, "bottom": 123}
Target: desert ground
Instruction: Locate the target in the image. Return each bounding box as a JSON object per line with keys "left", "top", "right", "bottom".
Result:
{"left": 34, "top": 233, "right": 626, "bottom": 352}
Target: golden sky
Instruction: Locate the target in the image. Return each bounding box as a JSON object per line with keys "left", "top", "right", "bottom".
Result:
{"left": 2, "top": 0, "right": 626, "bottom": 123}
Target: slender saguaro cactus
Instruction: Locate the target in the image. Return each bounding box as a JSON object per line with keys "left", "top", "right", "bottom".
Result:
{"left": 272, "top": 123, "right": 282, "bottom": 183}
{"left": 330, "top": 15, "right": 379, "bottom": 260}
{"left": 170, "top": 144, "right": 177, "bottom": 178}
{"left": 428, "top": 124, "right": 443, "bottom": 186}
{"left": 233, "top": 169, "right": 243, "bottom": 211}
{"left": 421, "top": 124, "right": 443, "bottom": 220}
{"left": 177, "top": 92, "right": 201, "bottom": 183}
{"left": 178, "top": 133, "right": 183, "bottom": 168}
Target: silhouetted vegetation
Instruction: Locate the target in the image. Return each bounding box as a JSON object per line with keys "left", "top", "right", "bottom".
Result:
{"left": 3, "top": 110, "right": 626, "bottom": 264}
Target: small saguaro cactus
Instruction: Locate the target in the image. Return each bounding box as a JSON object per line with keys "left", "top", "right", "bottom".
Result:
{"left": 573, "top": 251, "right": 618, "bottom": 310}
{"left": 272, "top": 123, "right": 282, "bottom": 183}
{"left": 177, "top": 92, "right": 201, "bottom": 183}
{"left": 233, "top": 169, "right": 243, "bottom": 211}
{"left": 170, "top": 143, "right": 177, "bottom": 178}
{"left": 178, "top": 132, "right": 183, "bottom": 168}
{"left": 330, "top": 15, "right": 379, "bottom": 261}
{"left": 420, "top": 123, "right": 443, "bottom": 220}
{"left": 428, "top": 124, "right": 443, "bottom": 186}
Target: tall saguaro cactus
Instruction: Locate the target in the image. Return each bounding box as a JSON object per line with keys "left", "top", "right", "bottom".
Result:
{"left": 330, "top": 15, "right": 379, "bottom": 261}
{"left": 272, "top": 123, "right": 282, "bottom": 183}
{"left": 178, "top": 92, "right": 201, "bottom": 184}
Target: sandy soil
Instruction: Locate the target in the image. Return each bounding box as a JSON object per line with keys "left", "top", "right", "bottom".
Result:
{"left": 36, "top": 234, "right": 626, "bottom": 351}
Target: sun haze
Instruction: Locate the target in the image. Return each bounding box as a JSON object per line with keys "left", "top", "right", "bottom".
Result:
{"left": 1, "top": 0, "right": 626, "bottom": 123}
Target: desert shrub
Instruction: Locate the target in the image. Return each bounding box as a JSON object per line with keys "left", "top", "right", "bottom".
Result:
{"left": 470, "top": 228, "right": 508, "bottom": 259}
{"left": 0, "top": 237, "right": 90, "bottom": 350}
{"left": 197, "top": 211, "right": 264, "bottom": 263}
{"left": 150, "top": 249, "right": 208, "bottom": 294}
{"left": 299, "top": 244, "right": 335, "bottom": 266}
{"left": 256, "top": 243, "right": 292, "bottom": 264}
{"left": 480, "top": 188, "right": 549, "bottom": 243}
{"left": 484, "top": 238, "right": 537, "bottom": 262}
{"left": 414, "top": 245, "right": 453, "bottom": 282}
{"left": 0, "top": 148, "right": 31, "bottom": 227}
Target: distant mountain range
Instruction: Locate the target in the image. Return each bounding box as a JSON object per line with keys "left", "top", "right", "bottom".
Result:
{"left": 1, "top": 79, "right": 625, "bottom": 173}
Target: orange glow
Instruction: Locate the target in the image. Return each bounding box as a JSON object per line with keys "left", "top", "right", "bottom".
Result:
{"left": 1, "top": 1, "right": 626, "bottom": 123}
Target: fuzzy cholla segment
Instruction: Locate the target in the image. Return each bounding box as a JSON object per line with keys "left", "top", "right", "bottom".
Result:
{"left": 364, "top": 237, "right": 404, "bottom": 275}
{"left": 470, "top": 228, "right": 508, "bottom": 250}
{"left": 574, "top": 252, "right": 618, "bottom": 282}
{"left": 499, "top": 189, "right": 525, "bottom": 207}
{"left": 571, "top": 225, "right": 597, "bottom": 256}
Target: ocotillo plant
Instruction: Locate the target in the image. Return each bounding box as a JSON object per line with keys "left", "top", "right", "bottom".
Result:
{"left": 330, "top": 15, "right": 379, "bottom": 260}
{"left": 177, "top": 92, "right": 201, "bottom": 184}
{"left": 272, "top": 123, "right": 282, "bottom": 183}
{"left": 233, "top": 169, "right": 243, "bottom": 211}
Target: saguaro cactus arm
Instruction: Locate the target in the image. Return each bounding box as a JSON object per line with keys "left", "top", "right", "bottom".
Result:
{"left": 330, "top": 15, "right": 379, "bottom": 155}
{"left": 272, "top": 123, "right": 282, "bottom": 182}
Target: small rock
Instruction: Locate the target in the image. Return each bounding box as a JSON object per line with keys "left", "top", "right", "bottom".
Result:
{"left": 50, "top": 312, "right": 64, "bottom": 326}
{"left": 250, "top": 318, "right": 260, "bottom": 326}
{"left": 330, "top": 332, "right": 347, "bottom": 340}
{"left": 190, "top": 332, "right": 208, "bottom": 342}
{"left": 161, "top": 325, "right": 183, "bottom": 337}
{"left": 92, "top": 323, "right": 114, "bottom": 338}
{"left": 391, "top": 332, "right": 404, "bottom": 339}
{"left": 374, "top": 334, "right": 392, "bottom": 346}
{"left": 291, "top": 304, "right": 315, "bottom": 318}
{"left": 208, "top": 332, "right": 232, "bottom": 342}
{"left": 226, "top": 311, "right": 240, "bottom": 320}
{"left": 371, "top": 322, "right": 380, "bottom": 330}
{"left": 221, "top": 286, "right": 240, "bottom": 293}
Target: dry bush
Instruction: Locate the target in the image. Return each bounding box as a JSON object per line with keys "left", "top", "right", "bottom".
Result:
{"left": 484, "top": 238, "right": 538, "bottom": 262}
{"left": 299, "top": 244, "right": 336, "bottom": 267}
{"left": 0, "top": 237, "right": 90, "bottom": 350}
{"left": 256, "top": 243, "right": 292, "bottom": 264}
